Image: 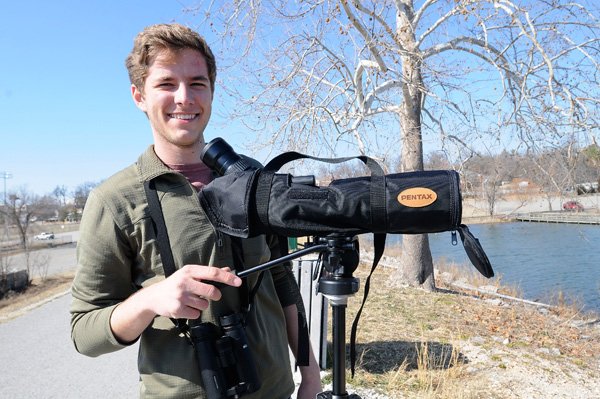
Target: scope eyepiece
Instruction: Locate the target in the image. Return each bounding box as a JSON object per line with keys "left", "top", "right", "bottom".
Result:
{"left": 202, "top": 137, "right": 256, "bottom": 176}
{"left": 201, "top": 137, "right": 242, "bottom": 176}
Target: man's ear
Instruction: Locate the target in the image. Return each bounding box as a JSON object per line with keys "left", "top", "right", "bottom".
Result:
{"left": 131, "top": 84, "right": 146, "bottom": 112}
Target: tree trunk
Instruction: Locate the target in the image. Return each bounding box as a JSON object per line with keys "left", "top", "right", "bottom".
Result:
{"left": 395, "top": 103, "right": 436, "bottom": 290}
{"left": 390, "top": 6, "right": 435, "bottom": 291}
{"left": 396, "top": 234, "right": 435, "bottom": 288}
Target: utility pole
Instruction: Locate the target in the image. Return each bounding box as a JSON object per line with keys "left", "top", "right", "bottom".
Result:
{"left": 1, "top": 171, "right": 13, "bottom": 240}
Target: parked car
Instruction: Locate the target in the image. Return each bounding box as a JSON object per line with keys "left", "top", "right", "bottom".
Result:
{"left": 34, "top": 232, "right": 55, "bottom": 240}
{"left": 562, "top": 201, "right": 584, "bottom": 212}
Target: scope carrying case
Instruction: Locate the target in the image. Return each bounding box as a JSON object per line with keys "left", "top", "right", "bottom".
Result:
{"left": 198, "top": 152, "right": 493, "bottom": 278}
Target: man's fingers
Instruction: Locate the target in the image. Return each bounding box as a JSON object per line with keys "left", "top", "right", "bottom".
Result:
{"left": 178, "top": 306, "right": 202, "bottom": 320}
{"left": 186, "top": 293, "right": 210, "bottom": 311}
{"left": 183, "top": 265, "right": 242, "bottom": 287}
{"left": 172, "top": 265, "right": 243, "bottom": 303}
{"left": 191, "top": 280, "right": 222, "bottom": 301}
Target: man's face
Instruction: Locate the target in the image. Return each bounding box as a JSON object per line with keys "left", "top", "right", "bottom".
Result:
{"left": 132, "top": 48, "right": 212, "bottom": 152}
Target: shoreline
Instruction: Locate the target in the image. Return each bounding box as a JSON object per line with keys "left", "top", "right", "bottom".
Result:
{"left": 462, "top": 193, "right": 600, "bottom": 219}
{"left": 462, "top": 215, "right": 509, "bottom": 224}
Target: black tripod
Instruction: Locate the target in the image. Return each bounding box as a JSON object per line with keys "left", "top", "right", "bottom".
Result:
{"left": 314, "top": 235, "right": 362, "bottom": 399}
{"left": 239, "top": 234, "right": 362, "bottom": 399}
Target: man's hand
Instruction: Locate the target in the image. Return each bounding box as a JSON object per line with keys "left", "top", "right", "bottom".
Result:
{"left": 145, "top": 265, "right": 242, "bottom": 319}
{"left": 296, "top": 372, "right": 322, "bottom": 399}
{"left": 110, "top": 265, "right": 242, "bottom": 343}
{"left": 283, "top": 305, "right": 323, "bottom": 398}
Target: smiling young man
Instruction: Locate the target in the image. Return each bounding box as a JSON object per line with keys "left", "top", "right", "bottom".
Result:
{"left": 70, "top": 23, "right": 321, "bottom": 399}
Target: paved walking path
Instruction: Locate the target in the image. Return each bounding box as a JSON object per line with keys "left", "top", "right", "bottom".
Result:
{"left": 0, "top": 293, "right": 139, "bottom": 398}
{"left": 1, "top": 231, "right": 140, "bottom": 398}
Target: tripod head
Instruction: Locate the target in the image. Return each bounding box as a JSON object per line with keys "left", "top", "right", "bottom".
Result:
{"left": 313, "top": 235, "right": 360, "bottom": 304}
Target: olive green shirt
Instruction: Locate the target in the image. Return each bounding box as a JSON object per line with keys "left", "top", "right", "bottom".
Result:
{"left": 70, "top": 146, "right": 296, "bottom": 398}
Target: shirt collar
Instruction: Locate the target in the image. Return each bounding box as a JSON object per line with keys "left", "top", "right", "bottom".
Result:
{"left": 136, "top": 145, "right": 178, "bottom": 182}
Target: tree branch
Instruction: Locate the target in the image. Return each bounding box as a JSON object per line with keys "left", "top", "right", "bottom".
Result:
{"left": 340, "top": 0, "right": 389, "bottom": 72}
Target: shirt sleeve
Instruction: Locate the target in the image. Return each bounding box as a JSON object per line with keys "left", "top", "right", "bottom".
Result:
{"left": 70, "top": 189, "right": 138, "bottom": 357}
{"left": 266, "top": 235, "right": 305, "bottom": 313}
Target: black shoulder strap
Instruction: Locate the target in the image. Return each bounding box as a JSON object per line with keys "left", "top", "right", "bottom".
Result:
{"left": 276, "top": 235, "right": 310, "bottom": 367}
{"left": 256, "top": 152, "right": 388, "bottom": 234}
{"left": 144, "top": 180, "right": 177, "bottom": 276}
{"left": 349, "top": 232, "right": 386, "bottom": 377}
{"left": 230, "top": 236, "right": 254, "bottom": 315}
{"left": 143, "top": 179, "right": 188, "bottom": 334}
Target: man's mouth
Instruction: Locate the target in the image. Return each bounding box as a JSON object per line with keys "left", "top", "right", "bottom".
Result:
{"left": 169, "top": 113, "right": 198, "bottom": 120}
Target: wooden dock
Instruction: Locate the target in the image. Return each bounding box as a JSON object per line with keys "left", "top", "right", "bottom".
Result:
{"left": 513, "top": 211, "right": 600, "bottom": 225}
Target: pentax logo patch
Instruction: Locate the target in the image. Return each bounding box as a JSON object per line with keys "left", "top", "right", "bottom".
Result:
{"left": 397, "top": 187, "right": 437, "bottom": 208}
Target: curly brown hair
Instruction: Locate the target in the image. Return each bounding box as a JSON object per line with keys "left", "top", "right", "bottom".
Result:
{"left": 125, "top": 23, "right": 217, "bottom": 94}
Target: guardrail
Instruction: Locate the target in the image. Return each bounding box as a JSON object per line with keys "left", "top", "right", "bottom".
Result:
{"left": 1, "top": 235, "right": 74, "bottom": 254}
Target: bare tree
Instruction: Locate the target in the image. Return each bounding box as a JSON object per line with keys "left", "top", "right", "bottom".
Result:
{"left": 192, "top": 0, "right": 600, "bottom": 289}
{"left": 72, "top": 181, "right": 98, "bottom": 211}
{"left": 0, "top": 188, "right": 53, "bottom": 251}
{"left": 0, "top": 249, "right": 13, "bottom": 284}
{"left": 579, "top": 143, "right": 600, "bottom": 186}
{"left": 462, "top": 151, "right": 518, "bottom": 215}
{"left": 0, "top": 188, "right": 54, "bottom": 285}
{"left": 527, "top": 144, "right": 575, "bottom": 208}
{"left": 53, "top": 185, "right": 68, "bottom": 207}
{"left": 582, "top": 143, "right": 600, "bottom": 169}
{"left": 424, "top": 151, "right": 452, "bottom": 170}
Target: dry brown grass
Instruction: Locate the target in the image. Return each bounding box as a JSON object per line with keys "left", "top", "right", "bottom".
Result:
{"left": 0, "top": 272, "right": 74, "bottom": 322}
{"left": 330, "top": 261, "right": 600, "bottom": 398}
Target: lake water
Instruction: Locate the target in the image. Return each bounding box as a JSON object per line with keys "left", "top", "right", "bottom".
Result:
{"left": 385, "top": 222, "right": 600, "bottom": 312}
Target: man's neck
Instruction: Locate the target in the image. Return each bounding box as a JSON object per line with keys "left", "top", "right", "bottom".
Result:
{"left": 153, "top": 141, "right": 205, "bottom": 166}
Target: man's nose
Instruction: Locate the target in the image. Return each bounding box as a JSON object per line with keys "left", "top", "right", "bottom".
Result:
{"left": 175, "top": 84, "right": 194, "bottom": 105}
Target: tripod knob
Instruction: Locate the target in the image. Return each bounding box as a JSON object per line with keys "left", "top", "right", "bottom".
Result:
{"left": 317, "top": 276, "right": 359, "bottom": 297}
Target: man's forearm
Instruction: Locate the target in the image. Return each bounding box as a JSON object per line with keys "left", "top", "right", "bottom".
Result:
{"left": 110, "top": 287, "right": 159, "bottom": 344}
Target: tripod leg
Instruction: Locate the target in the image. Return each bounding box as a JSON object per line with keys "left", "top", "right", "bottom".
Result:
{"left": 332, "top": 303, "right": 346, "bottom": 396}
{"left": 316, "top": 303, "right": 362, "bottom": 399}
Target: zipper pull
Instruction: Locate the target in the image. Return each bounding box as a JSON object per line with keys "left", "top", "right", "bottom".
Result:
{"left": 451, "top": 231, "right": 458, "bottom": 246}
{"left": 216, "top": 231, "right": 224, "bottom": 253}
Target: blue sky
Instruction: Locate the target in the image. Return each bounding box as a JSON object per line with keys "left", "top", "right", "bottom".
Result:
{"left": 3, "top": 2, "right": 596, "bottom": 197}
{"left": 0, "top": 0, "right": 247, "bottom": 197}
